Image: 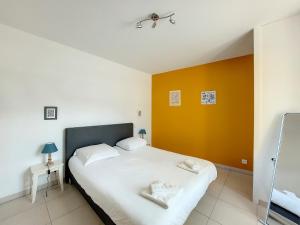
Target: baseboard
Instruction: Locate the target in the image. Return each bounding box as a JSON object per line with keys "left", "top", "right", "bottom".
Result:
{"left": 215, "top": 163, "right": 253, "bottom": 175}
{"left": 0, "top": 180, "right": 58, "bottom": 205}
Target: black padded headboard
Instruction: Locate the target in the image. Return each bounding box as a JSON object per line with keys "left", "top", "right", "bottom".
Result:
{"left": 64, "top": 123, "right": 133, "bottom": 182}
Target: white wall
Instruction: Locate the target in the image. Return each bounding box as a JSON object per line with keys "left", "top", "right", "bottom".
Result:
{"left": 0, "top": 24, "right": 151, "bottom": 199}
{"left": 253, "top": 13, "right": 300, "bottom": 215}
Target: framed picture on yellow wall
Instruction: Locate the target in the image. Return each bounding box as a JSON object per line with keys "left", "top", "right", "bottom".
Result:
{"left": 169, "top": 90, "right": 181, "bottom": 106}
{"left": 201, "top": 90, "right": 216, "bottom": 105}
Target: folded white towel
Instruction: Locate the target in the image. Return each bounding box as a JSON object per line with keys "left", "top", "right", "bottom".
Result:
{"left": 177, "top": 159, "right": 204, "bottom": 174}
{"left": 140, "top": 181, "right": 182, "bottom": 209}
{"left": 150, "top": 180, "right": 179, "bottom": 196}
{"left": 184, "top": 159, "right": 201, "bottom": 170}
{"left": 150, "top": 180, "right": 165, "bottom": 195}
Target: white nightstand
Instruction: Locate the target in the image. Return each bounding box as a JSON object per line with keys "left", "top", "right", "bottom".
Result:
{"left": 30, "top": 160, "right": 64, "bottom": 203}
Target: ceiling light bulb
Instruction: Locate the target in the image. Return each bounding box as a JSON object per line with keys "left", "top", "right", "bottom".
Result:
{"left": 169, "top": 17, "right": 175, "bottom": 24}
{"left": 136, "top": 22, "right": 142, "bottom": 29}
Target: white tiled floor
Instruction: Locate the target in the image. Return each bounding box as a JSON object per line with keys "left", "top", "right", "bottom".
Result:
{"left": 0, "top": 168, "right": 259, "bottom": 225}
{"left": 188, "top": 168, "right": 259, "bottom": 225}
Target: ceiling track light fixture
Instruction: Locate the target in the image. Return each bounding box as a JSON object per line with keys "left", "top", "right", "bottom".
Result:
{"left": 136, "top": 12, "right": 175, "bottom": 29}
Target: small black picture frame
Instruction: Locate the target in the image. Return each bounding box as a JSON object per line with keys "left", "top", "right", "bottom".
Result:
{"left": 44, "top": 106, "right": 57, "bottom": 120}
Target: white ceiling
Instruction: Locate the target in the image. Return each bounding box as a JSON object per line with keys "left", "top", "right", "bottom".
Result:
{"left": 0, "top": 0, "right": 299, "bottom": 74}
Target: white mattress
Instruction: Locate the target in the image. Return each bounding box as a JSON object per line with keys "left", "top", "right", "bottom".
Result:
{"left": 272, "top": 188, "right": 300, "bottom": 217}
{"left": 69, "top": 145, "right": 217, "bottom": 225}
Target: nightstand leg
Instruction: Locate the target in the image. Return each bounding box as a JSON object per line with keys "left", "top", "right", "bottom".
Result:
{"left": 58, "top": 167, "right": 64, "bottom": 192}
{"left": 31, "top": 174, "right": 38, "bottom": 203}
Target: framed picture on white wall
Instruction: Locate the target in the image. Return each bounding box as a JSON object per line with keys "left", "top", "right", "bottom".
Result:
{"left": 44, "top": 106, "right": 58, "bottom": 120}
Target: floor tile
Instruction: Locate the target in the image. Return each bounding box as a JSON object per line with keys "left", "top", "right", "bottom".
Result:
{"left": 207, "top": 219, "right": 222, "bottom": 225}
{"left": 207, "top": 181, "right": 224, "bottom": 198}
{"left": 206, "top": 167, "right": 229, "bottom": 198}
{"left": 215, "top": 167, "right": 230, "bottom": 184}
{"left": 224, "top": 172, "right": 253, "bottom": 195}
{"left": 0, "top": 192, "right": 44, "bottom": 222}
{"left": 184, "top": 210, "right": 209, "bottom": 225}
{"left": 219, "top": 186, "right": 256, "bottom": 214}
{"left": 211, "top": 200, "right": 258, "bottom": 225}
{"left": 43, "top": 184, "right": 75, "bottom": 202}
{"left": 46, "top": 189, "right": 86, "bottom": 220}
{"left": 52, "top": 205, "right": 103, "bottom": 225}
{"left": 195, "top": 193, "right": 218, "bottom": 217}
{"left": 0, "top": 204, "right": 50, "bottom": 225}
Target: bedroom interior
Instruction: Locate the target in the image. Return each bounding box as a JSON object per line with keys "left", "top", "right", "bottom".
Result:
{"left": 0, "top": 1, "right": 300, "bottom": 225}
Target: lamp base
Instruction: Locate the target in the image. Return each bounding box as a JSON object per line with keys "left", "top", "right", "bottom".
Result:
{"left": 46, "top": 153, "right": 54, "bottom": 166}
{"left": 46, "top": 161, "right": 54, "bottom": 166}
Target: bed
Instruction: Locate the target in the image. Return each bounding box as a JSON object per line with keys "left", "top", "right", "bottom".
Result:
{"left": 65, "top": 123, "right": 217, "bottom": 225}
{"left": 270, "top": 189, "right": 300, "bottom": 224}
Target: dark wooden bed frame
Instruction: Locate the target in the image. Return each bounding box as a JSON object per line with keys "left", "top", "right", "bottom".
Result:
{"left": 65, "top": 123, "right": 134, "bottom": 225}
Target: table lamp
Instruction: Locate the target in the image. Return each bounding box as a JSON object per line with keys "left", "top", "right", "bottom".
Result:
{"left": 42, "top": 142, "right": 58, "bottom": 166}
{"left": 138, "top": 129, "right": 146, "bottom": 139}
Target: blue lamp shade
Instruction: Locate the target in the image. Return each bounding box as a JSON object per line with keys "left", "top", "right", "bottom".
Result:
{"left": 42, "top": 143, "right": 58, "bottom": 166}
{"left": 138, "top": 129, "right": 146, "bottom": 139}
{"left": 138, "top": 129, "right": 146, "bottom": 135}
{"left": 42, "top": 143, "right": 58, "bottom": 154}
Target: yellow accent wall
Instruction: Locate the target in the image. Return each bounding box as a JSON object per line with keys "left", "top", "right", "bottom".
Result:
{"left": 152, "top": 55, "right": 254, "bottom": 170}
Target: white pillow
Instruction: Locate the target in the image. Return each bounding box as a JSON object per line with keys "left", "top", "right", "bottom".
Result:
{"left": 75, "top": 143, "right": 120, "bottom": 166}
{"left": 116, "top": 137, "right": 147, "bottom": 151}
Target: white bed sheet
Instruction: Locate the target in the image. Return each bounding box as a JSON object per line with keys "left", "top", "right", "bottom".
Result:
{"left": 272, "top": 188, "right": 300, "bottom": 217}
{"left": 69, "top": 145, "right": 217, "bottom": 225}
